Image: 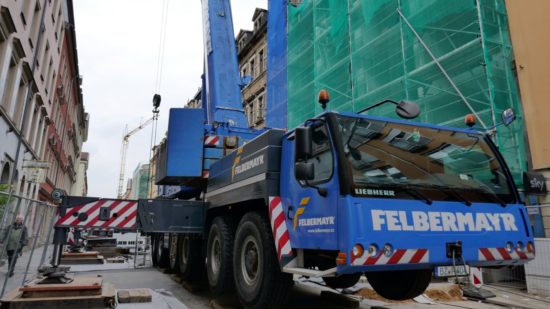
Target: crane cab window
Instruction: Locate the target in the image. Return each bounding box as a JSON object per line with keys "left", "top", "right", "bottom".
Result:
{"left": 308, "top": 125, "right": 334, "bottom": 183}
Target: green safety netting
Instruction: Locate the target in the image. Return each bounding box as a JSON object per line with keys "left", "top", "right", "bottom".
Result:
{"left": 287, "top": 0, "right": 527, "bottom": 184}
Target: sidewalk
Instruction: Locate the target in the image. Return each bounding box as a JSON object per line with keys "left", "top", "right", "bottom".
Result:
{"left": 480, "top": 284, "right": 550, "bottom": 309}
{"left": 0, "top": 244, "right": 55, "bottom": 296}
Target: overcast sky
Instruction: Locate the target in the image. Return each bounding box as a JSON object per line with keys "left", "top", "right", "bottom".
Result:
{"left": 73, "top": 0, "right": 267, "bottom": 198}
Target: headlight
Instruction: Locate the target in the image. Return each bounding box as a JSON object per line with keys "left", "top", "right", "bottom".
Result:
{"left": 367, "top": 244, "right": 378, "bottom": 257}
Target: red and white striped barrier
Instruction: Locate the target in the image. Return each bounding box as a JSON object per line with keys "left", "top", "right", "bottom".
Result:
{"left": 56, "top": 199, "right": 138, "bottom": 230}
{"left": 478, "top": 248, "right": 535, "bottom": 261}
{"left": 67, "top": 228, "right": 75, "bottom": 245}
{"left": 204, "top": 135, "right": 220, "bottom": 146}
{"left": 269, "top": 196, "right": 293, "bottom": 260}
{"left": 351, "top": 248, "right": 429, "bottom": 266}
{"left": 470, "top": 266, "right": 483, "bottom": 288}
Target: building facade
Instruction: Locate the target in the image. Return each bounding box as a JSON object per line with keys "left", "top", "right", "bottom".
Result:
{"left": 71, "top": 151, "right": 88, "bottom": 196}
{"left": 0, "top": 0, "right": 87, "bottom": 205}
{"left": 505, "top": 0, "right": 550, "bottom": 238}
{"left": 40, "top": 0, "right": 88, "bottom": 202}
{"left": 237, "top": 8, "right": 267, "bottom": 129}
{"left": 185, "top": 88, "right": 202, "bottom": 109}
{"left": 130, "top": 162, "right": 149, "bottom": 200}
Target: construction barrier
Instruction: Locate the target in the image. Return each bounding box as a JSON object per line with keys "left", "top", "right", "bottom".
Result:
{"left": 0, "top": 190, "right": 57, "bottom": 297}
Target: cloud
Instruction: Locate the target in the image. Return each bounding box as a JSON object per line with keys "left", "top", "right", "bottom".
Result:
{"left": 74, "top": 0, "right": 267, "bottom": 197}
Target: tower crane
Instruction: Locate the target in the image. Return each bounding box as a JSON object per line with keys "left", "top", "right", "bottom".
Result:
{"left": 117, "top": 117, "right": 154, "bottom": 198}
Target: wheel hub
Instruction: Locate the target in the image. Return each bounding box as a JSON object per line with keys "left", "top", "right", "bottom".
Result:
{"left": 211, "top": 237, "right": 221, "bottom": 276}
{"left": 241, "top": 236, "right": 260, "bottom": 286}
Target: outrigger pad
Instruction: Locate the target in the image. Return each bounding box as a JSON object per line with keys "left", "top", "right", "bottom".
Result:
{"left": 462, "top": 287, "right": 496, "bottom": 300}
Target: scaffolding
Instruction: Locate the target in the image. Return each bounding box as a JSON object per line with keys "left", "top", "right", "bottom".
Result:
{"left": 287, "top": 0, "right": 527, "bottom": 184}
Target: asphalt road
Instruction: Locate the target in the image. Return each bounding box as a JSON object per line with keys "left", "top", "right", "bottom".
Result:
{"left": 3, "top": 248, "right": 550, "bottom": 309}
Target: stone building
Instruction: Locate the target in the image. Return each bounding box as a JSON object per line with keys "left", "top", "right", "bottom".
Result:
{"left": 237, "top": 8, "right": 267, "bottom": 129}
{"left": 0, "top": 0, "right": 87, "bottom": 204}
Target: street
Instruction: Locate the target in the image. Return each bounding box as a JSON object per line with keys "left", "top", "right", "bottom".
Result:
{"left": 2, "top": 246, "right": 550, "bottom": 308}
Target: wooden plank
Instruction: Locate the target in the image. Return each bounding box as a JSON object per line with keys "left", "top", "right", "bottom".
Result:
{"left": 117, "top": 289, "right": 152, "bottom": 303}
{"left": 118, "top": 290, "right": 131, "bottom": 303}
{"left": 20, "top": 276, "right": 103, "bottom": 292}
{"left": 128, "top": 289, "right": 152, "bottom": 303}
{"left": 60, "top": 257, "right": 105, "bottom": 265}
{"left": 62, "top": 251, "right": 100, "bottom": 257}
{"left": 1, "top": 282, "right": 116, "bottom": 309}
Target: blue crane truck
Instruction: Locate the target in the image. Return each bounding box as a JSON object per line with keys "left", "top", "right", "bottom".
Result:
{"left": 52, "top": 0, "right": 535, "bottom": 308}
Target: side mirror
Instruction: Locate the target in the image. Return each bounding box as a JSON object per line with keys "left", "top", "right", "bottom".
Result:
{"left": 295, "top": 162, "right": 314, "bottom": 181}
{"left": 295, "top": 126, "right": 312, "bottom": 161}
{"left": 502, "top": 108, "right": 516, "bottom": 126}
{"left": 396, "top": 101, "right": 420, "bottom": 119}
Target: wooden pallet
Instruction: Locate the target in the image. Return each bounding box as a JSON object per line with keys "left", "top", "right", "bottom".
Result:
{"left": 1, "top": 276, "right": 115, "bottom": 309}
{"left": 60, "top": 251, "right": 105, "bottom": 265}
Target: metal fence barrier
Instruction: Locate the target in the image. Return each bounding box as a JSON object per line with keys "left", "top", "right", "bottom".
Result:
{"left": 0, "top": 190, "right": 57, "bottom": 297}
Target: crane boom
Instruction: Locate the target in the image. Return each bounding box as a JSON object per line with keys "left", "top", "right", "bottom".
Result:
{"left": 117, "top": 117, "right": 155, "bottom": 198}
{"left": 201, "top": 0, "right": 247, "bottom": 127}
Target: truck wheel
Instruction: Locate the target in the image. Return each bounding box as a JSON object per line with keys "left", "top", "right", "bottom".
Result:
{"left": 178, "top": 235, "right": 203, "bottom": 281}
{"left": 154, "top": 233, "right": 169, "bottom": 269}
{"left": 206, "top": 216, "right": 235, "bottom": 297}
{"left": 323, "top": 273, "right": 362, "bottom": 289}
{"left": 233, "top": 212, "right": 293, "bottom": 309}
{"left": 168, "top": 234, "right": 180, "bottom": 273}
{"left": 366, "top": 269, "right": 432, "bottom": 300}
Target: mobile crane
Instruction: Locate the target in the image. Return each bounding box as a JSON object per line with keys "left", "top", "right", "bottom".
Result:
{"left": 53, "top": 0, "right": 535, "bottom": 308}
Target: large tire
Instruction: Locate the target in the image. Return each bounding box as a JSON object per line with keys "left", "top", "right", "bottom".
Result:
{"left": 168, "top": 234, "right": 180, "bottom": 273}
{"left": 206, "top": 216, "right": 235, "bottom": 297}
{"left": 323, "top": 273, "right": 362, "bottom": 289}
{"left": 233, "top": 212, "right": 293, "bottom": 309}
{"left": 154, "top": 233, "right": 169, "bottom": 269}
{"left": 366, "top": 269, "right": 432, "bottom": 300}
{"left": 178, "top": 234, "right": 204, "bottom": 281}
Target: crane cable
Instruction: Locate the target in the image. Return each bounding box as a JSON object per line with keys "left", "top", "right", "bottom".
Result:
{"left": 148, "top": 0, "right": 169, "bottom": 196}
{"left": 155, "top": 0, "right": 169, "bottom": 92}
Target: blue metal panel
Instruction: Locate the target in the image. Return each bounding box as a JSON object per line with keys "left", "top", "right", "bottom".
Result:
{"left": 201, "top": 0, "right": 247, "bottom": 127}
{"left": 267, "top": 0, "right": 288, "bottom": 129}
{"left": 166, "top": 108, "right": 204, "bottom": 177}
{"left": 335, "top": 196, "right": 534, "bottom": 273}
{"left": 203, "top": 159, "right": 219, "bottom": 170}
{"left": 280, "top": 124, "right": 339, "bottom": 250}
{"left": 204, "top": 148, "right": 224, "bottom": 159}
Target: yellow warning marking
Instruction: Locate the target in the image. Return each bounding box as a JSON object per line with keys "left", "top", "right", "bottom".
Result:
{"left": 300, "top": 197, "right": 310, "bottom": 206}
{"left": 293, "top": 208, "right": 305, "bottom": 230}
{"left": 237, "top": 147, "right": 244, "bottom": 154}
{"left": 234, "top": 156, "right": 241, "bottom": 165}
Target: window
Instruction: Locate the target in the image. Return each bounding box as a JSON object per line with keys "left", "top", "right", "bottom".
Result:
{"left": 256, "top": 95, "right": 264, "bottom": 122}
{"left": 248, "top": 105, "right": 254, "bottom": 127}
{"left": 249, "top": 58, "right": 255, "bottom": 78}
{"left": 297, "top": 124, "right": 333, "bottom": 184}
{"left": 337, "top": 115, "right": 515, "bottom": 204}
{"left": 259, "top": 50, "right": 264, "bottom": 73}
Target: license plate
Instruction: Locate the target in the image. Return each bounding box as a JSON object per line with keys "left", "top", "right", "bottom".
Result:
{"left": 435, "top": 265, "right": 469, "bottom": 277}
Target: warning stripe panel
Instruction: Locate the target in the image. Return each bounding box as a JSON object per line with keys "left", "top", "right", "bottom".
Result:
{"left": 268, "top": 196, "right": 293, "bottom": 261}
{"left": 478, "top": 248, "right": 534, "bottom": 261}
{"left": 350, "top": 248, "right": 429, "bottom": 266}
{"left": 56, "top": 199, "right": 138, "bottom": 230}
{"left": 204, "top": 135, "right": 220, "bottom": 146}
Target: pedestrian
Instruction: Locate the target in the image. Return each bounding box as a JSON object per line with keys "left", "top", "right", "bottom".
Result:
{"left": 1, "top": 215, "right": 28, "bottom": 277}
